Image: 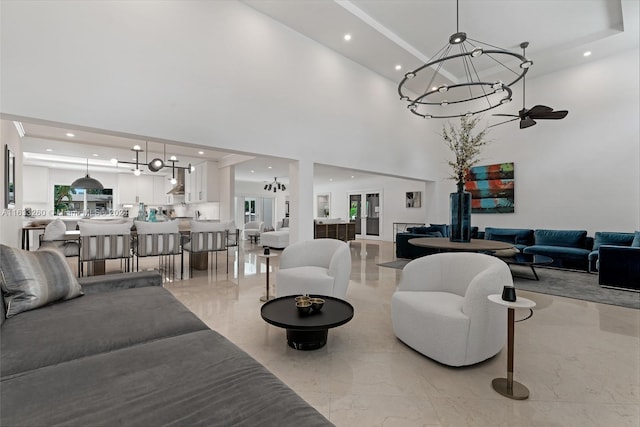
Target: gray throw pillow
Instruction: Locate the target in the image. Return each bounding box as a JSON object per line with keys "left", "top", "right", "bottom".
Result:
{"left": 0, "top": 245, "right": 83, "bottom": 318}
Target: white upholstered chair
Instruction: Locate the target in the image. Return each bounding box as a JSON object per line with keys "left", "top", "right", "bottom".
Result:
{"left": 243, "top": 221, "right": 264, "bottom": 241}
{"left": 275, "top": 239, "right": 351, "bottom": 299}
{"left": 78, "top": 220, "right": 133, "bottom": 276}
{"left": 391, "top": 252, "right": 510, "bottom": 367}
{"left": 182, "top": 220, "right": 229, "bottom": 277}
{"left": 133, "top": 220, "right": 181, "bottom": 274}
{"left": 39, "top": 218, "right": 79, "bottom": 258}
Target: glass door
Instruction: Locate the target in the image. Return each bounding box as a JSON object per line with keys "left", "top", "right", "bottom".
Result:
{"left": 349, "top": 194, "right": 362, "bottom": 235}
{"left": 244, "top": 198, "right": 256, "bottom": 224}
{"left": 365, "top": 192, "right": 380, "bottom": 237}
{"left": 349, "top": 192, "right": 382, "bottom": 239}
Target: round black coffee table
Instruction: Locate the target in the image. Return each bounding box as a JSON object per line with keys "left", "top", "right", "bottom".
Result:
{"left": 261, "top": 295, "right": 354, "bottom": 350}
{"left": 498, "top": 253, "right": 553, "bottom": 281}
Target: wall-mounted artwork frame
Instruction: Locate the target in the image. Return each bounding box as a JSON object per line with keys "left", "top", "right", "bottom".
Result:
{"left": 5, "top": 144, "right": 16, "bottom": 209}
{"left": 406, "top": 191, "right": 421, "bottom": 208}
{"left": 464, "top": 162, "right": 514, "bottom": 213}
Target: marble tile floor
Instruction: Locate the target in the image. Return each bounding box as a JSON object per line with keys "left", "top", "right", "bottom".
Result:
{"left": 88, "top": 239, "right": 640, "bottom": 427}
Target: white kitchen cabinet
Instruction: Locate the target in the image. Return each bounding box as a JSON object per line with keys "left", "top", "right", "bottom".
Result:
{"left": 117, "top": 174, "right": 154, "bottom": 205}
{"left": 152, "top": 176, "right": 167, "bottom": 205}
{"left": 23, "top": 166, "right": 49, "bottom": 203}
{"left": 185, "top": 161, "right": 218, "bottom": 204}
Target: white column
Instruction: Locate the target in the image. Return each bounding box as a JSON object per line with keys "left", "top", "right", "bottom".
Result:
{"left": 218, "top": 165, "right": 235, "bottom": 222}
{"left": 288, "top": 160, "right": 314, "bottom": 243}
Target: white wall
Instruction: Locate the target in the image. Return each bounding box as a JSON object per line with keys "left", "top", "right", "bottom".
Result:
{"left": 444, "top": 50, "right": 639, "bottom": 235}
{"left": 315, "top": 175, "right": 432, "bottom": 241}
{"left": 0, "top": 0, "right": 441, "bottom": 182}
{"left": 1, "top": 2, "right": 638, "bottom": 238}
{"left": 0, "top": 121, "right": 23, "bottom": 247}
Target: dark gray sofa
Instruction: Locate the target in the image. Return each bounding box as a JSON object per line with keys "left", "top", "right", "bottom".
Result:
{"left": 1, "top": 270, "right": 332, "bottom": 426}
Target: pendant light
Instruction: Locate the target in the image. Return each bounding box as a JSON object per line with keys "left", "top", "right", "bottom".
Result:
{"left": 71, "top": 159, "right": 104, "bottom": 190}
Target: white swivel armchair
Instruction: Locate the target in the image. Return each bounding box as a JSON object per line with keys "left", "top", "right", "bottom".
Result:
{"left": 391, "top": 252, "right": 511, "bottom": 367}
{"left": 243, "top": 221, "right": 264, "bottom": 241}
{"left": 276, "top": 239, "right": 351, "bottom": 299}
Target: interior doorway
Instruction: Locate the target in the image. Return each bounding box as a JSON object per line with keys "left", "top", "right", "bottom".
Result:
{"left": 348, "top": 191, "right": 381, "bottom": 239}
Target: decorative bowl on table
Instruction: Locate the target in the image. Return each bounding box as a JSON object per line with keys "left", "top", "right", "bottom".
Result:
{"left": 296, "top": 300, "right": 312, "bottom": 315}
{"left": 309, "top": 298, "right": 325, "bottom": 312}
{"left": 295, "top": 295, "right": 310, "bottom": 303}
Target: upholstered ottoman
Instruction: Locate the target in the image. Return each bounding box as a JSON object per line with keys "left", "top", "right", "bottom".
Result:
{"left": 261, "top": 230, "right": 289, "bottom": 249}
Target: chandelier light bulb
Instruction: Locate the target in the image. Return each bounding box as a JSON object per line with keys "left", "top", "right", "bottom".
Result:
{"left": 133, "top": 145, "right": 141, "bottom": 151}
{"left": 133, "top": 169, "right": 141, "bottom": 176}
{"left": 520, "top": 60, "right": 533, "bottom": 69}
{"left": 471, "top": 47, "right": 483, "bottom": 57}
{"left": 170, "top": 177, "right": 177, "bottom": 185}
{"left": 438, "top": 85, "right": 448, "bottom": 93}
{"left": 110, "top": 158, "right": 118, "bottom": 165}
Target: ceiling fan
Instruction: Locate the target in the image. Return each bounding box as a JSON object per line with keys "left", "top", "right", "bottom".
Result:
{"left": 491, "top": 42, "right": 568, "bottom": 129}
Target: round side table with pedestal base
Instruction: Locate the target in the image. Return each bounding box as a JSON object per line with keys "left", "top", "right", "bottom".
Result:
{"left": 488, "top": 294, "right": 536, "bottom": 400}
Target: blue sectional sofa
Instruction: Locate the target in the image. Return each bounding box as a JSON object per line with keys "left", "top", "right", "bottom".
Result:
{"left": 395, "top": 224, "right": 478, "bottom": 259}
{"left": 598, "top": 244, "right": 640, "bottom": 291}
{"left": 395, "top": 226, "right": 444, "bottom": 259}
{"left": 522, "top": 229, "right": 593, "bottom": 271}
{"left": 395, "top": 225, "right": 638, "bottom": 281}
{"left": 588, "top": 231, "right": 636, "bottom": 272}
{"left": 483, "top": 227, "right": 534, "bottom": 252}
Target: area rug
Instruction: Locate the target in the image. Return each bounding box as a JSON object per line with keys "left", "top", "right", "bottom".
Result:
{"left": 378, "top": 259, "right": 639, "bottom": 310}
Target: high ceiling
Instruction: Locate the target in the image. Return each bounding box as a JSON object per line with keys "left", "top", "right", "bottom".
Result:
{"left": 244, "top": 0, "right": 637, "bottom": 84}
{"left": 18, "top": 0, "right": 639, "bottom": 184}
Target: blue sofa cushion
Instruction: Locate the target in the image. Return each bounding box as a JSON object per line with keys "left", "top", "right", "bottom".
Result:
{"left": 484, "top": 227, "right": 534, "bottom": 245}
{"left": 632, "top": 231, "right": 640, "bottom": 247}
{"left": 533, "top": 229, "right": 588, "bottom": 248}
{"left": 523, "top": 245, "right": 590, "bottom": 260}
{"left": 592, "top": 231, "right": 635, "bottom": 251}
{"left": 429, "top": 224, "right": 449, "bottom": 237}
{"left": 407, "top": 226, "right": 428, "bottom": 234}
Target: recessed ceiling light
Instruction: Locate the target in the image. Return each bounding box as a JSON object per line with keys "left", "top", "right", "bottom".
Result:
{"left": 45, "top": 148, "right": 53, "bottom": 152}
{"left": 583, "top": 51, "right": 592, "bottom": 57}
{"left": 92, "top": 153, "right": 99, "bottom": 157}
{"left": 351, "top": 175, "right": 355, "bottom": 179}
{"left": 329, "top": 178, "right": 333, "bottom": 182}
{"left": 395, "top": 65, "right": 402, "bottom": 71}
{"left": 198, "top": 151, "right": 204, "bottom": 155}
{"left": 66, "top": 133, "right": 75, "bottom": 137}
{"left": 268, "top": 166, "right": 272, "bottom": 169}
{"left": 250, "top": 170, "right": 255, "bottom": 173}
{"left": 343, "top": 33, "right": 352, "bottom": 41}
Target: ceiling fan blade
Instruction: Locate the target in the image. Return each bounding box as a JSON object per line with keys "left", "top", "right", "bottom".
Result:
{"left": 527, "top": 105, "right": 554, "bottom": 116}
{"left": 492, "top": 114, "right": 520, "bottom": 118}
{"left": 488, "top": 117, "right": 519, "bottom": 128}
{"left": 534, "top": 110, "right": 569, "bottom": 120}
{"left": 520, "top": 117, "right": 537, "bottom": 129}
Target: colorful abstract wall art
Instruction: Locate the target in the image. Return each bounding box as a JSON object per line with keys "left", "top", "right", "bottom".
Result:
{"left": 464, "top": 162, "right": 514, "bottom": 213}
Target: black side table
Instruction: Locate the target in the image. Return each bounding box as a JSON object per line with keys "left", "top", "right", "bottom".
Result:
{"left": 261, "top": 295, "right": 354, "bottom": 350}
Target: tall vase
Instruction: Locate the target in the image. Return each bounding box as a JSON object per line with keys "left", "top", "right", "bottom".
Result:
{"left": 449, "top": 184, "right": 472, "bottom": 243}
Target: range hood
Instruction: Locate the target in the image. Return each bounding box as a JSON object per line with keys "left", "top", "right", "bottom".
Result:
{"left": 167, "top": 168, "right": 185, "bottom": 195}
